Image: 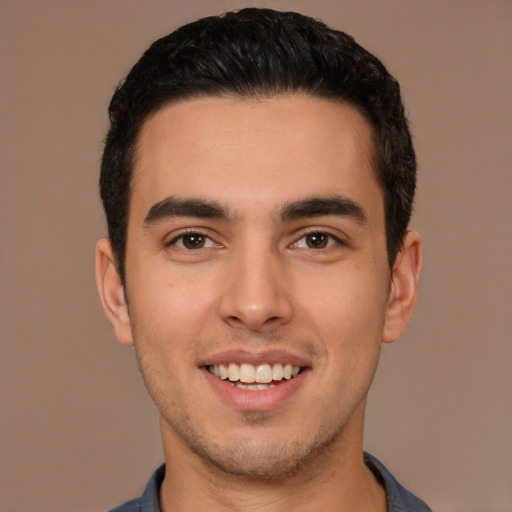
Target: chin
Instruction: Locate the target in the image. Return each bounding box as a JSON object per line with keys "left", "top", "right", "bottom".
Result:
{"left": 166, "top": 412, "right": 347, "bottom": 482}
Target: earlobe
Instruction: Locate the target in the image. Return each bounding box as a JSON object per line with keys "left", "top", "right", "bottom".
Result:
{"left": 95, "top": 238, "right": 134, "bottom": 346}
{"left": 382, "top": 231, "right": 423, "bottom": 344}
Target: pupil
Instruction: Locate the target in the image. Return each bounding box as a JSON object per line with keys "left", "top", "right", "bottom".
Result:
{"left": 307, "top": 233, "right": 327, "bottom": 248}
{"left": 184, "top": 234, "right": 204, "bottom": 249}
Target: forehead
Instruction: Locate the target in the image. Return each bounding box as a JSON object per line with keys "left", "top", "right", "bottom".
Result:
{"left": 131, "top": 95, "right": 382, "bottom": 221}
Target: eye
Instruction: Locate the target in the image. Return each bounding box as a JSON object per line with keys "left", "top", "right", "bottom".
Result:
{"left": 294, "top": 232, "right": 339, "bottom": 249}
{"left": 170, "top": 233, "right": 217, "bottom": 250}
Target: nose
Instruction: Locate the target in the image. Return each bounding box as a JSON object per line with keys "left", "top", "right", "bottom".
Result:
{"left": 218, "top": 242, "right": 293, "bottom": 332}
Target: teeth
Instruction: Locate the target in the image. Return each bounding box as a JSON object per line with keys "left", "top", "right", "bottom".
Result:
{"left": 219, "top": 364, "right": 228, "bottom": 380}
{"left": 235, "top": 382, "right": 276, "bottom": 390}
{"left": 239, "top": 363, "right": 256, "bottom": 383}
{"left": 255, "top": 363, "right": 272, "bottom": 383}
{"left": 227, "top": 363, "right": 239, "bottom": 382}
{"left": 272, "top": 363, "right": 284, "bottom": 380}
{"left": 210, "top": 362, "right": 302, "bottom": 386}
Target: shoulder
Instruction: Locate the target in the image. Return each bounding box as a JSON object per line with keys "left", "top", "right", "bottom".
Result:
{"left": 108, "top": 464, "right": 166, "bottom": 512}
{"left": 364, "top": 452, "right": 432, "bottom": 512}
{"left": 109, "top": 497, "right": 142, "bottom": 512}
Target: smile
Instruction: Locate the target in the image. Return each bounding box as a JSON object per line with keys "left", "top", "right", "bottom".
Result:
{"left": 207, "top": 363, "right": 302, "bottom": 390}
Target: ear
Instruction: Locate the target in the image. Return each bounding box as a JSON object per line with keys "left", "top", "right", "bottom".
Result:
{"left": 95, "top": 238, "right": 134, "bottom": 346}
{"left": 382, "top": 231, "right": 423, "bottom": 344}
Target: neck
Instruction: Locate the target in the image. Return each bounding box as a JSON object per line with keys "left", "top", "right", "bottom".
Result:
{"left": 158, "top": 406, "right": 386, "bottom": 512}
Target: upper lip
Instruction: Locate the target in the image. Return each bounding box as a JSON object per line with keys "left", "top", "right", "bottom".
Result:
{"left": 198, "top": 349, "right": 312, "bottom": 368}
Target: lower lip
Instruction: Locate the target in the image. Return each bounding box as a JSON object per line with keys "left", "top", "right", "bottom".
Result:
{"left": 201, "top": 367, "right": 308, "bottom": 411}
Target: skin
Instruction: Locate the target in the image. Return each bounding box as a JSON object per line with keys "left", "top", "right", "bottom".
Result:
{"left": 96, "top": 96, "right": 422, "bottom": 511}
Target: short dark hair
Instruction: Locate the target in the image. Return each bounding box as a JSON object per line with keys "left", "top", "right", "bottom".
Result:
{"left": 100, "top": 8, "right": 416, "bottom": 284}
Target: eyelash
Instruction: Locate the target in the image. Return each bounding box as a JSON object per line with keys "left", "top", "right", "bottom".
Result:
{"left": 291, "top": 231, "right": 343, "bottom": 250}
{"left": 166, "top": 229, "right": 344, "bottom": 251}
{"left": 167, "top": 230, "right": 218, "bottom": 250}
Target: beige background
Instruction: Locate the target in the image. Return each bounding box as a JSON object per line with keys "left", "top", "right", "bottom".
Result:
{"left": 1, "top": 1, "right": 511, "bottom": 511}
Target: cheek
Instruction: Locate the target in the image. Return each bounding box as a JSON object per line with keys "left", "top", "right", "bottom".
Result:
{"left": 300, "top": 266, "right": 388, "bottom": 331}
{"left": 297, "top": 267, "right": 387, "bottom": 375}
{"left": 130, "top": 261, "right": 218, "bottom": 334}
{"left": 128, "top": 277, "right": 208, "bottom": 399}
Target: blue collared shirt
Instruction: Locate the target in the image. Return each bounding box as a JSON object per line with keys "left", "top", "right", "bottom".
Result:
{"left": 109, "top": 453, "right": 431, "bottom": 511}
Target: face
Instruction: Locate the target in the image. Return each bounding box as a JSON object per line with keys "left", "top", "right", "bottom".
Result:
{"left": 98, "top": 96, "right": 419, "bottom": 479}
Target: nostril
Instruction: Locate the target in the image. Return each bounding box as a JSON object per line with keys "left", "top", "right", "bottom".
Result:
{"left": 226, "top": 315, "right": 246, "bottom": 326}
{"left": 225, "top": 314, "right": 284, "bottom": 331}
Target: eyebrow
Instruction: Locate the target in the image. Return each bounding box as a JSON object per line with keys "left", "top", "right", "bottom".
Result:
{"left": 143, "top": 194, "right": 367, "bottom": 227}
{"left": 144, "top": 197, "right": 230, "bottom": 226}
{"left": 281, "top": 196, "right": 367, "bottom": 224}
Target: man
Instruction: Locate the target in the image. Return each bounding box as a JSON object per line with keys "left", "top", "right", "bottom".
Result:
{"left": 95, "top": 8, "right": 429, "bottom": 512}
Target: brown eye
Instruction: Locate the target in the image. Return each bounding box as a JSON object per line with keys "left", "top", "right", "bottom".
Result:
{"left": 305, "top": 233, "right": 329, "bottom": 248}
{"left": 293, "top": 232, "right": 340, "bottom": 250}
{"left": 182, "top": 234, "right": 205, "bottom": 249}
{"left": 172, "top": 233, "right": 214, "bottom": 249}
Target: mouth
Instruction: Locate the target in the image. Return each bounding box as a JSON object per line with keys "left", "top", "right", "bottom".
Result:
{"left": 206, "top": 363, "right": 303, "bottom": 391}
